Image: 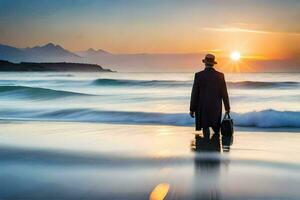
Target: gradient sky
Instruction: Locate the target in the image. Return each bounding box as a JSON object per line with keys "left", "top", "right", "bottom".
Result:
{"left": 0, "top": 0, "right": 300, "bottom": 70}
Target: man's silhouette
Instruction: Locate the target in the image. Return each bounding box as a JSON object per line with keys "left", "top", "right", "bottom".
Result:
{"left": 190, "top": 54, "right": 230, "bottom": 140}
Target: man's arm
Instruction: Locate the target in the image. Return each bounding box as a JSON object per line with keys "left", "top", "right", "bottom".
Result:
{"left": 221, "top": 74, "right": 230, "bottom": 112}
{"left": 190, "top": 73, "right": 199, "bottom": 117}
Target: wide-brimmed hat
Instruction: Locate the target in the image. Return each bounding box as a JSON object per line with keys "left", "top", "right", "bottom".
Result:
{"left": 202, "top": 54, "right": 217, "bottom": 65}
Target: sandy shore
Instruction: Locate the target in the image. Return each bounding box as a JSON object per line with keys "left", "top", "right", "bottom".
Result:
{"left": 0, "top": 121, "right": 299, "bottom": 199}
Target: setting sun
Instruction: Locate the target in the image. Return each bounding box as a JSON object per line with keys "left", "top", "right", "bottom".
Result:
{"left": 230, "top": 51, "right": 241, "bottom": 61}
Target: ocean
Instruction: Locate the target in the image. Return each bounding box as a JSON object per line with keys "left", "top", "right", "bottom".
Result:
{"left": 0, "top": 72, "right": 299, "bottom": 129}
{"left": 0, "top": 71, "right": 300, "bottom": 199}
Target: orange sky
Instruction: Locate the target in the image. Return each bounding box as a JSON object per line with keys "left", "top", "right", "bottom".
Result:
{"left": 1, "top": 0, "right": 299, "bottom": 71}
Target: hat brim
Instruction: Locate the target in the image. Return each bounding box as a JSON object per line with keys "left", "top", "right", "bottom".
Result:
{"left": 202, "top": 59, "right": 217, "bottom": 65}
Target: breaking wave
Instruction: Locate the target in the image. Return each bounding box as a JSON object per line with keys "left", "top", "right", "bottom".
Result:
{"left": 0, "top": 86, "right": 92, "bottom": 99}
{"left": 92, "top": 78, "right": 181, "bottom": 87}
{"left": 0, "top": 108, "right": 299, "bottom": 128}
{"left": 227, "top": 81, "right": 299, "bottom": 88}
{"left": 91, "top": 79, "right": 299, "bottom": 88}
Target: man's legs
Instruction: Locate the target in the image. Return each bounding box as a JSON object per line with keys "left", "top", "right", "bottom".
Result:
{"left": 203, "top": 126, "right": 220, "bottom": 140}
{"left": 202, "top": 127, "right": 210, "bottom": 141}
{"left": 212, "top": 126, "right": 220, "bottom": 135}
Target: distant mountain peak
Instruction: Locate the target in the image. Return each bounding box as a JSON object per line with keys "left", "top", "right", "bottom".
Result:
{"left": 87, "top": 48, "right": 97, "bottom": 53}
{"left": 83, "top": 48, "right": 111, "bottom": 55}
{"left": 45, "top": 43, "right": 55, "bottom": 47}
{"left": 97, "top": 49, "right": 110, "bottom": 54}
{"left": 42, "top": 43, "right": 65, "bottom": 50}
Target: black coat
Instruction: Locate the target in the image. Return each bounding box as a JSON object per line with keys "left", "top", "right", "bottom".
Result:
{"left": 190, "top": 68, "right": 230, "bottom": 132}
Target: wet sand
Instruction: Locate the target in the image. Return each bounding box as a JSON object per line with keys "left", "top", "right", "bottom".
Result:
{"left": 0, "top": 121, "right": 299, "bottom": 199}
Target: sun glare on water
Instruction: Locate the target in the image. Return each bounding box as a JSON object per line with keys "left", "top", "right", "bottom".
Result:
{"left": 230, "top": 51, "right": 241, "bottom": 61}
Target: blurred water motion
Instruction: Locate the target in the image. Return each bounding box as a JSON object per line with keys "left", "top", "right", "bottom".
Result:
{"left": 0, "top": 122, "right": 299, "bottom": 199}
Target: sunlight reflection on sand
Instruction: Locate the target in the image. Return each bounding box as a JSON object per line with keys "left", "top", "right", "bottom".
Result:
{"left": 149, "top": 183, "right": 170, "bottom": 200}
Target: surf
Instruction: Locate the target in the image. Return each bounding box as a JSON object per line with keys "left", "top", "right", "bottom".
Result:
{"left": 91, "top": 78, "right": 299, "bottom": 89}
{"left": 0, "top": 85, "right": 93, "bottom": 99}
{"left": 0, "top": 108, "right": 299, "bottom": 128}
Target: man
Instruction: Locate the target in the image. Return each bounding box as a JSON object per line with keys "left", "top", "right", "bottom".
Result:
{"left": 190, "top": 54, "right": 230, "bottom": 140}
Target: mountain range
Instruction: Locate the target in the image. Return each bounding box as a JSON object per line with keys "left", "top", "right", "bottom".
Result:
{"left": 0, "top": 43, "right": 206, "bottom": 72}
{"left": 0, "top": 43, "right": 299, "bottom": 72}
{"left": 0, "top": 43, "right": 81, "bottom": 63}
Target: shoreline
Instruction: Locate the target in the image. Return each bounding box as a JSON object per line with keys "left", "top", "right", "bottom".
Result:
{"left": 0, "top": 121, "right": 299, "bottom": 199}
{"left": 0, "top": 120, "right": 299, "bottom": 159}
{"left": 0, "top": 119, "right": 299, "bottom": 133}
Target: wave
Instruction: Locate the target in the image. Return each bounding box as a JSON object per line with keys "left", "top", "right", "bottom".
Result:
{"left": 227, "top": 81, "right": 299, "bottom": 88}
{"left": 91, "top": 78, "right": 299, "bottom": 89}
{"left": 1, "top": 108, "right": 299, "bottom": 128}
{"left": 45, "top": 74, "right": 74, "bottom": 77}
{"left": 92, "top": 78, "right": 182, "bottom": 87}
{"left": 0, "top": 86, "right": 93, "bottom": 99}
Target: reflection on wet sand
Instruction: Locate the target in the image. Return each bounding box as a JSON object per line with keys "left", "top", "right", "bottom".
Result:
{"left": 149, "top": 183, "right": 170, "bottom": 200}
{"left": 191, "top": 133, "right": 232, "bottom": 200}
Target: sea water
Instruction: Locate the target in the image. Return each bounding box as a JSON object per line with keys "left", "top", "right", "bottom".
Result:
{"left": 0, "top": 72, "right": 299, "bottom": 129}
{"left": 0, "top": 72, "right": 300, "bottom": 199}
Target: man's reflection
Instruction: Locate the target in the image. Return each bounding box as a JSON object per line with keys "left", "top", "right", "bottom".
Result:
{"left": 191, "top": 132, "right": 232, "bottom": 200}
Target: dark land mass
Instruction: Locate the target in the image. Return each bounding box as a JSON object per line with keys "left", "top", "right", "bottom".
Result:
{"left": 0, "top": 60, "right": 114, "bottom": 72}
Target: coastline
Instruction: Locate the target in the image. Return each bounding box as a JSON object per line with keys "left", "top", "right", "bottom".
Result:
{"left": 0, "top": 60, "right": 115, "bottom": 72}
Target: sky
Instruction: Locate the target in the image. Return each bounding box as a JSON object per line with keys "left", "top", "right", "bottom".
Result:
{"left": 0, "top": 0, "right": 300, "bottom": 71}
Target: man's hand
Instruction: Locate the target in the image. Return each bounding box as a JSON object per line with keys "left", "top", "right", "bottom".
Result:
{"left": 190, "top": 111, "right": 195, "bottom": 118}
{"left": 225, "top": 110, "right": 230, "bottom": 114}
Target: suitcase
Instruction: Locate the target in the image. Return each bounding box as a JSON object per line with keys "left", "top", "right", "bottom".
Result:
{"left": 221, "top": 113, "right": 234, "bottom": 137}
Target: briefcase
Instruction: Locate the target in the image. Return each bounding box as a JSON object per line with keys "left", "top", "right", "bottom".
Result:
{"left": 221, "top": 113, "right": 234, "bottom": 137}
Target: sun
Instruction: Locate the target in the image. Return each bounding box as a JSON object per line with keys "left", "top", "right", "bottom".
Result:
{"left": 230, "top": 51, "right": 241, "bottom": 61}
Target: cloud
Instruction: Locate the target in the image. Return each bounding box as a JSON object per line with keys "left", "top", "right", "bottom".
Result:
{"left": 202, "top": 27, "right": 300, "bottom": 36}
{"left": 199, "top": 49, "right": 223, "bottom": 53}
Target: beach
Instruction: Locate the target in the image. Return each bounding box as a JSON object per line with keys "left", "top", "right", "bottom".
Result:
{"left": 1, "top": 0, "right": 300, "bottom": 198}
{"left": 0, "top": 72, "right": 299, "bottom": 199}
{"left": 0, "top": 121, "right": 299, "bottom": 199}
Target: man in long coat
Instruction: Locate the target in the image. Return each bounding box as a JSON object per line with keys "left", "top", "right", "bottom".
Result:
{"left": 190, "top": 54, "right": 230, "bottom": 140}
